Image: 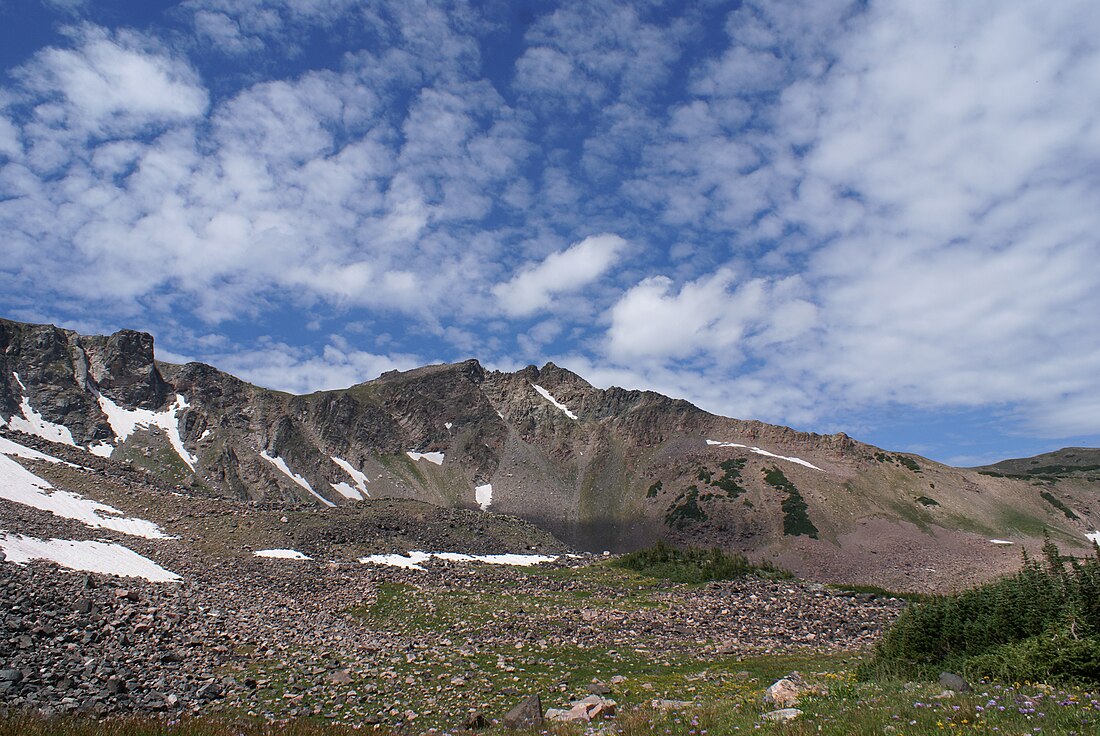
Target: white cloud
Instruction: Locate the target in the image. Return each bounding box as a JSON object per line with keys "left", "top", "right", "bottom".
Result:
{"left": 605, "top": 269, "right": 817, "bottom": 364}
{"left": 493, "top": 234, "right": 627, "bottom": 317}
{"left": 16, "top": 25, "right": 208, "bottom": 136}
{"left": 0, "top": 115, "right": 20, "bottom": 157}
{"left": 212, "top": 337, "right": 423, "bottom": 394}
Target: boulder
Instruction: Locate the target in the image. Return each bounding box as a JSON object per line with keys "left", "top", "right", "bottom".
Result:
{"left": 762, "top": 708, "right": 802, "bottom": 722}
{"left": 938, "top": 672, "right": 971, "bottom": 693}
{"left": 503, "top": 694, "right": 542, "bottom": 729}
{"left": 764, "top": 672, "right": 805, "bottom": 707}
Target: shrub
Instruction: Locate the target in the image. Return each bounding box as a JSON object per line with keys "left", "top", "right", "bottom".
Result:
{"left": 613, "top": 540, "right": 792, "bottom": 583}
{"left": 866, "top": 539, "right": 1100, "bottom": 683}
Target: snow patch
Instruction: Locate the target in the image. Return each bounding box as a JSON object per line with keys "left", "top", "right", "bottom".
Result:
{"left": 199, "top": 429, "right": 211, "bottom": 441}
{"left": 260, "top": 451, "right": 335, "bottom": 507}
{"left": 705, "top": 439, "right": 822, "bottom": 471}
{"left": 0, "top": 450, "right": 170, "bottom": 538}
{"left": 445, "top": 422, "right": 453, "bottom": 430}
{"left": 359, "top": 550, "right": 558, "bottom": 570}
{"left": 1086, "top": 531, "right": 1100, "bottom": 545}
{"left": 0, "top": 435, "right": 76, "bottom": 466}
{"left": 331, "top": 456, "right": 369, "bottom": 498}
{"left": 254, "top": 548, "right": 311, "bottom": 560}
{"left": 475, "top": 483, "right": 492, "bottom": 510}
{"left": 7, "top": 374, "right": 77, "bottom": 446}
{"left": 96, "top": 393, "right": 197, "bottom": 471}
{"left": 87, "top": 442, "right": 114, "bottom": 458}
{"left": 406, "top": 451, "right": 444, "bottom": 465}
{"left": 532, "top": 383, "right": 578, "bottom": 420}
{"left": 0, "top": 532, "right": 180, "bottom": 582}
{"left": 361, "top": 551, "right": 432, "bottom": 569}
{"left": 330, "top": 482, "right": 362, "bottom": 501}
{"left": 989, "top": 539, "right": 1015, "bottom": 545}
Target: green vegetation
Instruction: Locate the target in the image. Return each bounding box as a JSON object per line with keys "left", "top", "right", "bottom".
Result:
{"left": 1027, "top": 463, "right": 1100, "bottom": 476}
{"left": 896, "top": 455, "right": 922, "bottom": 473}
{"left": 712, "top": 458, "right": 747, "bottom": 498}
{"left": 646, "top": 480, "right": 662, "bottom": 498}
{"left": 5, "top": 672, "right": 1100, "bottom": 735}
{"left": 612, "top": 541, "right": 792, "bottom": 583}
{"left": 866, "top": 540, "right": 1100, "bottom": 684}
{"left": 664, "top": 485, "right": 707, "bottom": 528}
{"left": 914, "top": 495, "right": 940, "bottom": 507}
{"left": 1041, "top": 490, "right": 1080, "bottom": 519}
{"left": 873, "top": 451, "right": 892, "bottom": 463}
{"left": 763, "top": 466, "right": 818, "bottom": 539}
{"left": 696, "top": 466, "right": 712, "bottom": 483}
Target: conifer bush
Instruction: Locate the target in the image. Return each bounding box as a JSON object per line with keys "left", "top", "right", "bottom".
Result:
{"left": 867, "top": 539, "right": 1100, "bottom": 683}
{"left": 613, "top": 540, "right": 792, "bottom": 583}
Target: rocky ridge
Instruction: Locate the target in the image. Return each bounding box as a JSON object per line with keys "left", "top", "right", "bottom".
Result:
{"left": 3, "top": 317, "right": 1100, "bottom": 589}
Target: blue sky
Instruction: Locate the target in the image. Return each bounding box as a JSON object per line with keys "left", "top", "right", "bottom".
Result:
{"left": 1, "top": 0, "right": 1099, "bottom": 466}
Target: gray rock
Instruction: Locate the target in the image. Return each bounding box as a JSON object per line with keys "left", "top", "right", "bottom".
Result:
{"left": 938, "top": 672, "right": 971, "bottom": 693}
{"left": 196, "top": 682, "right": 222, "bottom": 700}
{"left": 762, "top": 708, "right": 802, "bottom": 722}
{"left": 503, "top": 694, "right": 543, "bottom": 729}
{"left": 0, "top": 669, "right": 22, "bottom": 683}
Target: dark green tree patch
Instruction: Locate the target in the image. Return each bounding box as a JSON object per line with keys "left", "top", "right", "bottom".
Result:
{"left": 763, "top": 466, "right": 818, "bottom": 538}
{"left": 665, "top": 485, "right": 708, "bottom": 529}
{"left": 1040, "top": 490, "right": 1079, "bottom": 520}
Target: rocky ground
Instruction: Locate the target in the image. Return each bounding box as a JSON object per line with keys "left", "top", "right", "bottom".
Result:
{"left": 0, "top": 548, "right": 904, "bottom": 729}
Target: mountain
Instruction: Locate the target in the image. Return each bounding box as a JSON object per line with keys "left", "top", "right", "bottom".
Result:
{"left": 2, "top": 316, "right": 1098, "bottom": 591}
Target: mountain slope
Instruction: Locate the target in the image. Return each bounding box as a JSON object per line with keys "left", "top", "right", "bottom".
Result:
{"left": 3, "top": 317, "right": 1099, "bottom": 590}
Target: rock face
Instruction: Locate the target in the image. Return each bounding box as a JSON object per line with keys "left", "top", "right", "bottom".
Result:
{"left": 3, "top": 317, "right": 1099, "bottom": 589}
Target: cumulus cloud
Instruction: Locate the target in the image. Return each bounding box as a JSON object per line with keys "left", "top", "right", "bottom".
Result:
{"left": 14, "top": 25, "right": 208, "bottom": 136}
{"left": 605, "top": 269, "right": 817, "bottom": 364}
{"left": 493, "top": 234, "right": 627, "bottom": 317}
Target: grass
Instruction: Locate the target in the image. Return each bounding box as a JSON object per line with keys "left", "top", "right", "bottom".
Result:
{"left": 5, "top": 673, "right": 1099, "bottom": 735}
